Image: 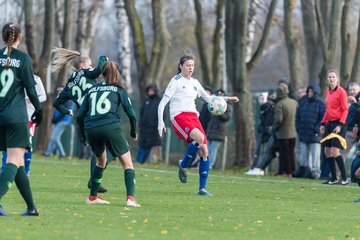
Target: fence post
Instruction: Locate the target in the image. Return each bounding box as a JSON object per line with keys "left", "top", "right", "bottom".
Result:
{"left": 165, "top": 127, "right": 171, "bottom": 166}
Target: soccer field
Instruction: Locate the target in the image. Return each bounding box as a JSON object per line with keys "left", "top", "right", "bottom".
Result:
{"left": 1, "top": 155, "right": 360, "bottom": 240}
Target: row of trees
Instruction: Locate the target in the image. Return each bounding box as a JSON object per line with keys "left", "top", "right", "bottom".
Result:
{"left": 2, "top": 0, "right": 360, "bottom": 168}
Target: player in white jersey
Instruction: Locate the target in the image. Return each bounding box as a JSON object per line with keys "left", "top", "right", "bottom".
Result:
{"left": 157, "top": 55, "right": 239, "bottom": 196}
{"left": 1, "top": 75, "right": 47, "bottom": 175}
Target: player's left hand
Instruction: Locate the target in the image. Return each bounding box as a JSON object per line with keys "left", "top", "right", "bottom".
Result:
{"left": 31, "top": 109, "right": 43, "bottom": 126}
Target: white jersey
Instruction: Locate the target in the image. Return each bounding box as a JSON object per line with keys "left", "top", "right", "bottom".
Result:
{"left": 25, "top": 75, "right": 47, "bottom": 121}
{"left": 162, "top": 74, "right": 212, "bottom": 120}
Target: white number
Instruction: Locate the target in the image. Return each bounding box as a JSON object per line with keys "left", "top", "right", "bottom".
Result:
{"left": 72, "top": 76, "right": 93, "bottom": 105}
{"left": 89, "top": 92, "right": 111, "bottom": 116}
{"left": 0, "top": 69, "right": 14, "bottom": 97}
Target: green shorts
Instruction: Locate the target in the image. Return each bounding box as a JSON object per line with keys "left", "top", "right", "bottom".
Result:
{"left": 0, "top": 123, "right": 30, "bottom": 150}
{"left": 86, "top": 123, "right": 129, "bottom": 158}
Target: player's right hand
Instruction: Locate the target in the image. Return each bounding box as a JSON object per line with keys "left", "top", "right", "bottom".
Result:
{"left": 158, "top": 121, "right": 166, "bottom": 137}
{"left": 31, "top": 109, "right": 43, "bottom": 126}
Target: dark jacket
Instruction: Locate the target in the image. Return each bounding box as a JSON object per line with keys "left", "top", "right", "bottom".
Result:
{"left": 273, "top": 84, "right": 297, "bottom": 139}
{"left": 346, "top": 92, "right": 360, "bottom": 131}
{"left": 258, "top": 102, "right": 275, "bottom": 143}
{"left": 138, "top": 84, "right": 162, "bottom": 148}
{"left": 206, "top": 103, "right": 233, "bottom": 142}
{"left": 295, "top": 85, "right": 325, "bottom": 143}
{"left": 199, "top": 102, "right": 212, "bottom": 133}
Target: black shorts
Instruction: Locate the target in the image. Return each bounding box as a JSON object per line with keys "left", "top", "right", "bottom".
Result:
{"left": 86, "top": 123, "right": 129, "bottom": 158}
{"left": 0, "top": 123, "right": 30, "bottom": 150}
{"left": 323, "top": 120, "right": 346, "bottom": 150}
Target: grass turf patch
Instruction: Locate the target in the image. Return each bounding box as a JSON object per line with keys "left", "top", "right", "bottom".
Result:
{"left": 1, "top": 154, "right": 360, "bottom": 240}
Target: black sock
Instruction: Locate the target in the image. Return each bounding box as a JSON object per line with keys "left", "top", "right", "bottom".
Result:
{"left": 0, "top": 163, "right": 18, "bottom": 200}
{"left": 327, "top": 157, "right": 337, "bottom": 181}
{"left": 90, "top": 166, "right": 105, "bottom": 196}
{"left": 334, "top": 155, "right": 347, "bottom": 180}
{"left": 15, "top": 166, "right": 35, "bottom": 210}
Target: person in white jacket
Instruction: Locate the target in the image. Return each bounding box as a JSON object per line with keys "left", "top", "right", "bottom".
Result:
{"left": 1, "top": 75, "right": 47, "bottom": 175}
{"left": 157, "top": 54, "right": 238, "bottom": 196}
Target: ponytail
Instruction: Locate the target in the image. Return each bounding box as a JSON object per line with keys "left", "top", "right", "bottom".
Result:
{"left": 51, "top": 47, "right": 82, "bottom": 72}
{"left": 2, "top": 22, "right": 21, "bottom": 70}
{"left": 101, "top": 61, "right": 124, "bottom": 88}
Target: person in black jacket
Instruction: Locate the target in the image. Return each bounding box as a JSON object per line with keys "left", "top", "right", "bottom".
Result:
{"left": 136, "top": 84, "right": 162, "bottom": 164}
{"left": 207, "top": 89, "right": 233, "bottom": 169}
{"left": 295, "top": 84, "right": 325, "bottom": 179}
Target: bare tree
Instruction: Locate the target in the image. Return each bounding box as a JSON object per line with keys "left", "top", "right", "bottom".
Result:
{"left": 24, "top": 0, "right": 55, "bottom": 151}
{"left": 125, "top": 0, "right": 171, "bottom": 101}
{"left": 284, "top": 0, "right": 301, "bottom": 89}
{"left": 115, "top": 0, "right": 132, "bottom": 92}
{"left": 193, "top": 0, "right": 224, "bottom": 89}
{"left": 340, "top": 0, "right": 351, "bottom": 87}
{"left": 349, "top": 8, "right": 360, "bottom": 84}
{"left": 225, "top": 0, "right": 278, "bottom": 167}
{"left": 315, "top": 0, "right": 341, "bottom": 95}
{"left": 75, "top": 0, "right": 105, "bottom": 56}
{"left": 300, "top": 0, "right": 321, "bottom": 84}
{"left": 55, "top": 0, "right": 73, "bottom": 87}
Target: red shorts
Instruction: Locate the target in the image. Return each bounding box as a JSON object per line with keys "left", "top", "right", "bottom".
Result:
{"left": 171, "top": 112, "right": 207, "bottom": 144}
{"left": 29, "top": 121, "right": 36, "bottom": 137}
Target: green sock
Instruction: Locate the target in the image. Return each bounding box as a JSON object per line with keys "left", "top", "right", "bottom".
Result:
{"left": 124, "top": 169, "right": 135, "bottom": 197}
{"left": 15, "top": 166, "right": 35, "bottom": 210}
{"left": 91, "top": 166, "right": 105, "bottom": 196}
{"left": 0, "top": 163, "right": 18, "bottom": 201}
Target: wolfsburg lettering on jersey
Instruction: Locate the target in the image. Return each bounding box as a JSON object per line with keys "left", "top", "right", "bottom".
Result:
{"left": 0, "top": 58, "right": 21, "bottom": 68}
{"left": 88, "top": 85, "right": 118, "bottom": 93}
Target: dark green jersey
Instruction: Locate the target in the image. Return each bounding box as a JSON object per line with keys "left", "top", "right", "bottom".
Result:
{"left": 77, "top": 82, "right": 137, "bottom": 135}
{"left": 53, "top": 56, "right": 107, "bottom": 113}
{"left": 0, "top": 47, "right": 36, "bottom": 124}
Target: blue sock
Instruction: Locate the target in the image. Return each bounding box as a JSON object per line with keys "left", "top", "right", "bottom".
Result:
{"left": 1, "top": 151, "right": 7, "bottom": 170}
{"left": 199, "top": 157, "right": 209, "bottom": 190}
{"left": 180, "top": 141, "right": 200, "bottom": 169}
{"left": 24, "top": 150, "right": 32, "bottom": 174}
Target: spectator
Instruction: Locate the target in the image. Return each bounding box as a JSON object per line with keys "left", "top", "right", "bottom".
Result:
{"left": 136, "top": 84, "right": 162, "bottom": 164}
{"left": 207, "top": 89, "right": 233, "bottom": 169}
{"left": 319, "top": 70, "right": 349, "bottom": 185}
{"left": 341, "top": 82, "right": 360, "bottom": 163}
{"left": 273, "top": 84, "right": 297, "bottom": 177}
{"left": 295, "top": 85, "right": 325, "bottom": 179}
{"left": 43, "top": 87, "right": 74, "bottom": 158}
{"left": 249, "top": 92, "right": 270, "bottom": 171}
{"left": 199, "top": 86, "right": 213, "bottom": 133}
{"left": 246, "top": 90, "right": 277, "bottom": 175}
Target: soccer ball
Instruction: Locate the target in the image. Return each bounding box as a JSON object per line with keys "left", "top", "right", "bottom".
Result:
{"left": 208, "top": 97, "right": 227, "bottom": 116}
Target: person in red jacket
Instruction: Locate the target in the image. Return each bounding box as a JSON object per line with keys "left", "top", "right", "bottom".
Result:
{"left": 319, "top": 70, "right": 349, "bottom": 185}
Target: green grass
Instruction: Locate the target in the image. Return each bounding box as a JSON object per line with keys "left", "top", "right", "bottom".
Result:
{"left": 1, "top": 155, "right": 360, "bottom": 240}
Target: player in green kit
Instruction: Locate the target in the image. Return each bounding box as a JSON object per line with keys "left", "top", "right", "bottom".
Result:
{"left": 77, "top": 61, "right": 140, "bottom": 207}
{"left": 51, "top": 47, "right": 111, "bottom": 193}
{"left": 0, "top": 22, "right": 42, "bottom": 216}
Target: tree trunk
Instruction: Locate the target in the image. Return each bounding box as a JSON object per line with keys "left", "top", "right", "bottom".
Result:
{"left": 340, "top": 0, "right": 351, "bottom": 88}
{"left": 211, "top": 0, "right": 225, "bottom": 89}
{"left": 56, "top": 0, "right": 73, "bottom": 87}
{"left": 226, "top": 0, "right": 278, "bottom": 167}
{"left": 284, "top": 0, "right": 301, "bottom": 90}
{"left": 194, "top": 0, "right": 211, "bottom": 86}
{"left": 75, "top": 0, "right": 105, "bottom": 56}
{"left": 315, "top": 0, "right": 341, "bottom": 96}
{"left": 115, "top": 0, "right": 133, "bottom": 92}
{"left": 24, "top": 0, "right": 55, "bottom": 151}
{"left": 349, "top": 9, "right": 360, "bottom": 84}
{"left": 300, "top": 0, "right": 321, "bottom": 84}
{"left": 125, "top": 0, "right": 170, "bottom": 101}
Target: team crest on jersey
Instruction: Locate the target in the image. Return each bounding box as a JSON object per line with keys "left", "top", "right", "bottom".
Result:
{"left": 194, "top": 86, "right": 197, "bottom": 91}
{"left": 185, "top": 127, "right": 189, "bottom": 133}
{"left": 182, "top": 86, "right": 186, "bottom": 89}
